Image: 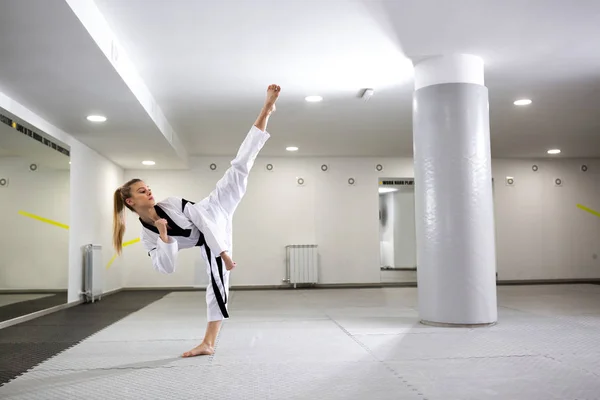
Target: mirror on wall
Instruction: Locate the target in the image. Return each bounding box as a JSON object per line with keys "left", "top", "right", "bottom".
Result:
{"left": 378, "top": 178, "right": 417, "bottom": 284}
{"left": 0, "top": 110, "right": 70, "bottom": 324}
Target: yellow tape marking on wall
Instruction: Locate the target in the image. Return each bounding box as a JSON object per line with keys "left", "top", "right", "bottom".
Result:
{"left": 105, "top": 253, "right": 118, "bottom": 269}
{"left": 18, "top": 210, "right": 141, "bottom": 269}
{"left": 577, "top": 204, "right": 600, "bottom": 218}
{"left": 123, "top": 238, "right": 140, "bottom": 247}
{"left": 18, "top": 210, "right": 69, "bottom": 229}
{"left": 106, "top": 237, "right": 141, "bottom": 269}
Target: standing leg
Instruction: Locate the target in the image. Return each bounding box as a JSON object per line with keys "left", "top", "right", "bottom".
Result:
{"left": 182, "top": 244, "right": 230, "bottom": 357}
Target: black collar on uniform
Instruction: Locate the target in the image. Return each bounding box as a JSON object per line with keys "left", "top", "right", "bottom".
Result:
{"left": 139, "top": 205, "right": 193, "bottom": 237}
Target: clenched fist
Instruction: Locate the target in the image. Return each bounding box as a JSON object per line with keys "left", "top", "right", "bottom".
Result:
{"left": 221, "top": 252, "right": 237, "bottom": 271}
{"left": 154, "top": 218, "right": 169, "bottom": 243}
{"left": 154, "top": 218, "right": 168, "bottom": 233}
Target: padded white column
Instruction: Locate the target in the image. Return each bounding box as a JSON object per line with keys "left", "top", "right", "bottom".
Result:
{"left": 412, "top": 54, "right": 498, "bottom": 326}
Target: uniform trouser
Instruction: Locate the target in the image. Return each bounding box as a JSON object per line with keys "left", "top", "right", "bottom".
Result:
{"left": 192, "top": 126, "right": 270, "bottom": 321}
{"left": 200, "top": 243, "right": 231, "bottom": 322}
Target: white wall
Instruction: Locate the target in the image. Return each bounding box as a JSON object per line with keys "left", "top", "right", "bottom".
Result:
{"left": 1, "top": 93, "right": 125, "bottom": 302}
{"left": 492, "top": 158, "right": 600, "bottom": 280}
{"left": 122, "top": 156, "right": 600, "bottom": 288}
{"left": 0, "top": 157, "right": 69, "bottom": 290}
{"left": 122, "top": 156, "right": 412, "bottom": 288}
{"left": 68, "top": 141, "right": 124, "bottom": 301}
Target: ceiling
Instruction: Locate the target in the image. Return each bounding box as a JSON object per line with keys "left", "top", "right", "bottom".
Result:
{"left": 1, "top": 0, "right": 599, "bottom": 170}
{"left": 0, "top": 0, "right": 186, "bottom": 169}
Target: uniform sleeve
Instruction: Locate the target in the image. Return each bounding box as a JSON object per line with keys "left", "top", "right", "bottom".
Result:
{"left": 141, "top": 231, "right": 179, "bottom": 274}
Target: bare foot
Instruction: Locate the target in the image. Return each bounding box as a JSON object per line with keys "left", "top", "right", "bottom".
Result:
{"left": 182, "top": 342, "right": 214, "bottom": 357}
{"left": 264, "top": 84, "right": 280, "bottom": 115}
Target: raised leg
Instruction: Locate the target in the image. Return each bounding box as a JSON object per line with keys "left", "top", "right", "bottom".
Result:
{"left": 254, "top": 84, "right": 280, "bottom": 131}
{"left": 204, "top": 84, "right": 281, "bottom": 218}
{"left": 182, "top": 85, "right": 281, "bottom": 266}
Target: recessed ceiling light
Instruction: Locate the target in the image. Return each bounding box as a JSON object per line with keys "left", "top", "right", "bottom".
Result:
{"left": 547, "top": 149, "right": 561, "bottom": 155}
{"left": 142, "top": 160, "right": 156, "bottom": 165}
{"left": 286, "top": 146, "right": 299, "bottom": 152}
{"left": 305, "top": 96, "right": 323, "bottom": 103}
{"left": 86, "top": 115, "right": 107, "bottom": 122}
{"left": 513, "top": 99, "right": 532, "bottom": 106}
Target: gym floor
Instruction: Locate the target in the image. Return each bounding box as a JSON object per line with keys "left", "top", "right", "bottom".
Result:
{"left": 1, "top": 285, "right": 599, "bottom": 399}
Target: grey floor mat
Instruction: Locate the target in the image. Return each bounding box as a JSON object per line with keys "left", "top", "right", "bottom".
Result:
{"left": 0, "top": 290, "right": 170, "bottom": 387}
{"left": 1, "top": 285, "right": 600, "bottom": 399}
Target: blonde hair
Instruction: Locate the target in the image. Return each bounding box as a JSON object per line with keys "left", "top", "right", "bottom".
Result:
{"left": 113, "top": 178, "right": 142, "bottom": 255}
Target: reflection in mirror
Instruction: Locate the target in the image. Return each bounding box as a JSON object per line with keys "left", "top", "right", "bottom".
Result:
{"left": 378, "top": 178, "right": 417, "bottom": 284}
{"left": 0, "top": 110, "right": 70, "bottom": 324}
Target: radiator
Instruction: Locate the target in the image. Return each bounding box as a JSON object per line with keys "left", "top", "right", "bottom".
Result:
{"left": 82, "top": 244, "right": 103, "bottom": 303}
{"left": 284, "top": 245, "right": 318, "bottom": 288}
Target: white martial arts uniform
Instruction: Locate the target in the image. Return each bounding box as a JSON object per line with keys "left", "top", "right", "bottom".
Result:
{"left": 139, "top": 125, "right": 270, "bottom": 321}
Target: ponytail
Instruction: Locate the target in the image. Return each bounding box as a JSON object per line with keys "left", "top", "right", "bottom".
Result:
{"left": 112, "top": 178, "right": 142, "bottom": 255}
{"left": 113, "top": 188, "right": 126, "bottom": 255}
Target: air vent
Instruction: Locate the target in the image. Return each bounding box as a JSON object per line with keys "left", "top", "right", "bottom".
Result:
{"left": 554, "top": 178, "right": 563, "bottom": 187}
{"left": 0, "top": 112, "right": 70, "bottom": 157}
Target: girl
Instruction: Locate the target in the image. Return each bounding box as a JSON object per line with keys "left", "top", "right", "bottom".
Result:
{"left": 112, "top": 84, "right": 281, "bottom": 357}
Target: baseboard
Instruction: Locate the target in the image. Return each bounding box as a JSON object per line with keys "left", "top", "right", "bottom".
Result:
{"left": 311, "top": 282, "right": 416, "bottom": 289}
{"left": 120, "top": 282, "right": 418, "bottom": 291}
{"left": 119, "top": 279, "right": 600, "bottom": 292}
{"left": 101, "top": 287, "right": 124, "bottom": 296}
{"left": 122, "top": 286, "right": 203, "bottom": 292}
{"left": 229, "top": 283, "right": 413, "bottom": 290}
{"left": 0, "top": 289, "right": 68, "bottom": 294}
{"left": 497, "top": 278, "right": 600, "bottom": 285}
{"left": 0, "top": 300, "right": 82, "bottom": 330}
{"left": 228, "top": 280, "right": 599, "bottom": 290}
{"left": 381, "top": 267, "right": 418, "bottom": 271}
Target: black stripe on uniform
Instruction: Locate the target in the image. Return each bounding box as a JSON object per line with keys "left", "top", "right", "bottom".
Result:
{"left": 204, "top": 245, "right": 229, "bottom": 318}
{"left": 139, "top": 205, "right": 193, "bottom": 238}
{"left": 215, "top": 257, "right": 227, "bottom": 304}
{"left": 154, "top": 205, "right": 192, "bottom": 237}
{"left": 181, "top": 198, "right": 195, "bottom": 212}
